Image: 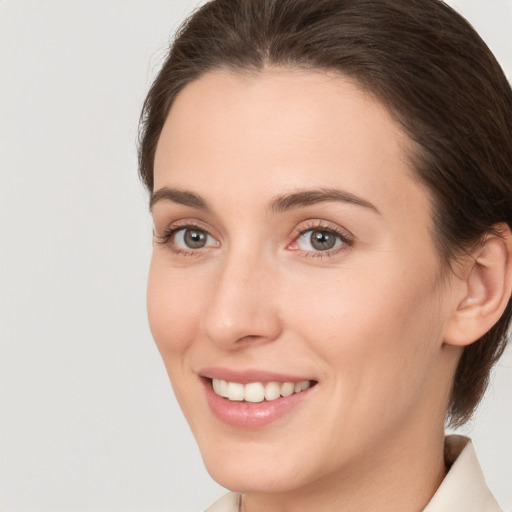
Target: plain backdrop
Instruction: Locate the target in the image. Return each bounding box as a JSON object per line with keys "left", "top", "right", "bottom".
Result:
{"left": 0, "top": 1, "right": 511, "bottom": 511}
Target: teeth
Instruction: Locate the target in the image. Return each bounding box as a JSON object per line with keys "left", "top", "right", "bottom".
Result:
{"left": 227, "top": 381, "right": 244, "bottom": 401}
{"left": 244, "top": 382, "right": 265, "bottom": 403}
{"left": 294, "top": 380, "right": 311, "bottom": 393}
{"left": 280, "top": 381, "right": 295, "bottom": 397}
{"left": 211, "top": 378, "right": 313, "bottom": 402}
{"left": 218, "top": 379, "right": 229, "bottom": 397}
{"left": 264, "top": 381, "right": 281, "bottom": 401}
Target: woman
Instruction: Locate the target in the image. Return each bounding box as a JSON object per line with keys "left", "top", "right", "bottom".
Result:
{"left": 138, "top": 0, "right": 512, "bottom": 510}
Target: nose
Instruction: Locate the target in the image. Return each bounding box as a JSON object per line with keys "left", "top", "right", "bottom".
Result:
{"left": 202, "top": 249, "right": 282, "bottom": 350}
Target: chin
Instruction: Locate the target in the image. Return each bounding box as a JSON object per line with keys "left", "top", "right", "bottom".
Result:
{"left": 202, "top": 450, "right": 308, "bottom": 493}
{"left": 194, "top": 426, "right": 325, "bottom": 494}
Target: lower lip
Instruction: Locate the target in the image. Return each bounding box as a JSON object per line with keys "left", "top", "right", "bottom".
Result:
{"left": 202, "top": 379, "right": 315, "bottom": 429}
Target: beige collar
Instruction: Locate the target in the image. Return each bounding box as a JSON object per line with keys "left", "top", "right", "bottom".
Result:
{"left": 423, "top": 435, "right": 502, "bottom": 512}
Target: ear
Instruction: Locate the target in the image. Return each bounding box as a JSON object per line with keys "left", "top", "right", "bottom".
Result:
{"left": 443, "top": 224, "right": 512, "bottom": 347}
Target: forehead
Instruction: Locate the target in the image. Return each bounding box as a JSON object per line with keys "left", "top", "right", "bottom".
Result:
{"left": 153, "top": 68, "right": 430, "bottom": 226}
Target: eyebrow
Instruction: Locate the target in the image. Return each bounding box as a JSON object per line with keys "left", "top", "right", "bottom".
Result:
{"left": 270, "top": 188, "right": 380, "bottom": 214}
{"left": 150, "top": 187, "right": 211, "bottom": 212}
{"left": 150, "top": 186, "right": 379, "bottom": 215}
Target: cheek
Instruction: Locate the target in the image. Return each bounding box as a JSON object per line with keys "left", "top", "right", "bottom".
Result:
{"left": 285, "top": 259, "right": 445, "bottom": 405}
{"left": 146, "top": 258, "right": 210, "bottom": 417}
{"left": 146, "top": 257, "right": 203, "bottom": 357}
{"left": 287, "top": 264, "right": 432, "bottom": 346}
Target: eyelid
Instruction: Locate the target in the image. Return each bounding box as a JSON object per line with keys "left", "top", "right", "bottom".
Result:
{"left": 295, "top": 219, "right": 354, "bottom": 240}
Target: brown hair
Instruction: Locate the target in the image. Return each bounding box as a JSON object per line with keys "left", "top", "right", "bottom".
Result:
{"left": 138, "top": 0, "right": 512, "bottom": 426}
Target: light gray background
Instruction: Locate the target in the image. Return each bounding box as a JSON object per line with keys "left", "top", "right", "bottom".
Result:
{"left": 0, "top": 1, "right": 511, "bottom": 511}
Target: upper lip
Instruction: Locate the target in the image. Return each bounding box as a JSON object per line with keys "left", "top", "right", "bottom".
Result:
{"left": 199, "top": 367, "right": 316, "bottom": 384}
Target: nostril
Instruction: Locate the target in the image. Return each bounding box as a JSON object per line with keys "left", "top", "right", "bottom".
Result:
{"left": 237, "top": 334, "right": 264, "bottom": 343}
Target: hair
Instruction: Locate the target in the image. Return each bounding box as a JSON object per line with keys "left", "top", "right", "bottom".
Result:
{"left": 138, "top": 0, "right": 512, "bottom": 426}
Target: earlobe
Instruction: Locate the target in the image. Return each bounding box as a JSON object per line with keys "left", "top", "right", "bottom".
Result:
{"left": 444, "top": 224, "right": 512, "bottom": 347}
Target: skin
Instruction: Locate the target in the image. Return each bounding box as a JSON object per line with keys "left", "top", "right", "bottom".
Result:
{"left": 148, "top": 69, "right": 470, "bottom": 512}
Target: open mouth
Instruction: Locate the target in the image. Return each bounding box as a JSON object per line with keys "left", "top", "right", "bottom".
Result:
{"left": 209, "top": 378, "right": 317, "bottom": 403}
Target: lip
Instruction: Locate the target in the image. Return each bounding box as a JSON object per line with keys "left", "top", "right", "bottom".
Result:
{"left": 199, "top": 368, "right": 317, "bottom": 429}
{"left": 200, "top": 367, "right": 313, "bottom": 384}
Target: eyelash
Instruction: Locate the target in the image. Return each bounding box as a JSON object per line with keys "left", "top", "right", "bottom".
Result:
{"left": 154, "top": 220, "right": 354, "bottom": 258}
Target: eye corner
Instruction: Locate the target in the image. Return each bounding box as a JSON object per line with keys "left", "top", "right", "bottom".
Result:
{"left": 152, "top": 229, "right": 171, "bottom": 246}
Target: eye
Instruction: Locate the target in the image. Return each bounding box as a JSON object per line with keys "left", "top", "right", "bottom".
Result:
{"left": 154, "top": 223, "right": 220, "bottom": 254}
{"left": 172, "top": 227, "right": 218, "bottom": 250}
{"left": 290, "top": 226, "right": 351, "bottom": 254}
{"left": 297, "top": 229, "right": 342, "bottom": 251}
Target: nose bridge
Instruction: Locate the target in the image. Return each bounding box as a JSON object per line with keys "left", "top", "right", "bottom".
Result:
{"left": 202, "top": 243, "right": 281, "bottom": 348}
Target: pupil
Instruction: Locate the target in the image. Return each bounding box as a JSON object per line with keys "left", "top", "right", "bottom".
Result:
{"left": 310, "top": 230, "right": 335, "bottom": 251}
{"left": 184, "top": 229, "right": 207, "bottom": 248}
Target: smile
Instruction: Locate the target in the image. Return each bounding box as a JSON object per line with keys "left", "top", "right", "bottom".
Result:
{"left": 212, "top": 378, "right": 312, "bottom": 402}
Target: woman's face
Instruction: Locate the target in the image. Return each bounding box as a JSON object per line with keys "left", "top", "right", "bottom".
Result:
{"left": 148, "top": 69, "right": 461, "bottom": 493}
